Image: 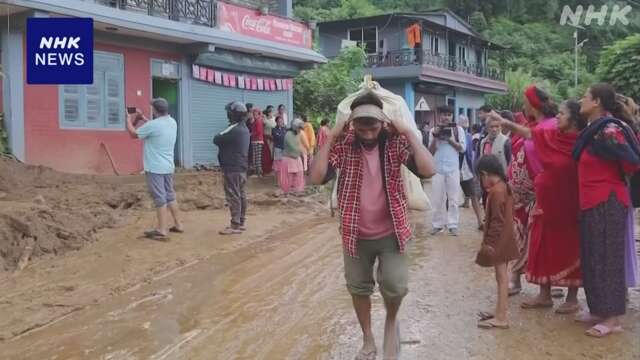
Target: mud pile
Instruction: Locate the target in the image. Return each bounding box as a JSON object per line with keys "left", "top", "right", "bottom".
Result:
{"left": 0, "top": 158, "right": 327, "bottom": 271}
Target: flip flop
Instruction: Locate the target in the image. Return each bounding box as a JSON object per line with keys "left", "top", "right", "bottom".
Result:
{"left": 508, "top": 286, "right": 522, "bottom": 297}
{"left": 477, "top": 318, "right": 509, "bottom": 330}
{"left": 551, "top": 288, "right": 565, "bottom": 298}
{"left": 169, "top": 226, "right": 185, "bottom": 233}
{"left": 477, "top": 311, "right": 495, "bottom": 321}
{"left": 144, "top": 230, "right": 168, "bottom": 240}
{"left": 354, "top": 349, "right": 377, "bottom": 360}
{"left": 575, "top": 311, "right": 602, "bottom": 324}
{"left": 555, "top": 302, "right": 581, "bottom": 314}
{"left": 585, "top": 324, "right": 623, "bottom": 338}
{"left": 521, "top": 299, "right": 554, "bottom": 309}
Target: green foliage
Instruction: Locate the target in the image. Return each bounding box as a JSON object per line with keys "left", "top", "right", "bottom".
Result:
{"left": 597, "top": 34, "right": 640, "bottom": 100}
{"left": 293, "top": 47, "right": 366, "bottom": 122}
{"left": 294, "top": 0, "right": 640, "bottom": 108}
{"left": 468, "top": 12, "right": 487, "bottom": 32}
{"left": 294, "top": 0, "right": 382, "bottom": 22}
{"left": 486, "top": 69, "right": 536, "bottom": 112}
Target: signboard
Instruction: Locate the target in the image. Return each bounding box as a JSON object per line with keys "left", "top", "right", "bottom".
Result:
{"left": 217, "top": 2, "right": 312, "bottom": 49}
{"left": 415, "top": 97, "right": 431, "bottom": 111}
{"left": 26, "top": 17, "right": 94, "bottom": 84}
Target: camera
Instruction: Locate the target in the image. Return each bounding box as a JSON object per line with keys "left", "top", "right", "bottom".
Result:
{"left": 437, "top": 123, "right": 457, "bottom": 140}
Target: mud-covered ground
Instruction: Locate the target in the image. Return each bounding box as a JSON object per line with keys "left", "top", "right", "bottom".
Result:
{"left": 0, "top": 160, "right": 638, "bottom": 359}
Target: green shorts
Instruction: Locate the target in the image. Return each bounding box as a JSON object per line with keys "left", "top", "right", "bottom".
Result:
{"left": 343, "top": 234, "right": 409, "bottom": 299}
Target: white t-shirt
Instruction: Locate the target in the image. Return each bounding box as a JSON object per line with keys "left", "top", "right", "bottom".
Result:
{"left": 429, "top": 125, "right": 466, "bottom": 175}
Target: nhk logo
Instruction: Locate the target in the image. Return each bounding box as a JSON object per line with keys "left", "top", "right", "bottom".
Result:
{"left": 27, "top": 17, "right": 93, "bottom": 84}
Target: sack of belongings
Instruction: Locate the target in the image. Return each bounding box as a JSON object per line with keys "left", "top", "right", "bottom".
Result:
{"left": 329, "top": 76, "right": 431, "bottom": 212}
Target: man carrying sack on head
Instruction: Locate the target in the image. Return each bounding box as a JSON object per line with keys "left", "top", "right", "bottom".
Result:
{"left": 310, "top": 92, "right": 435, "bottom": 360}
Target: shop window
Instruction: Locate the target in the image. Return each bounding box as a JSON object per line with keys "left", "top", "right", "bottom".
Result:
{"left": 59, "top": 51, "right": 124, "bottom": 129}
{"left": 348, "top": 27, "right": 377, "bottom": 54}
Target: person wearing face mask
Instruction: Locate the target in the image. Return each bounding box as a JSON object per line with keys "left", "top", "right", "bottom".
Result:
{"left": 310, "top": 92, "right": 435, "bottom": 360}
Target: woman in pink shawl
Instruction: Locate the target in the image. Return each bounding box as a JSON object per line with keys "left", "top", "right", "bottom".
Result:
{"left": 507, "top": 85, "right": 558, "bottom": 295}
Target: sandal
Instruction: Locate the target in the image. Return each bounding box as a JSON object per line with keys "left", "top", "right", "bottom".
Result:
{"left": 144, "top": 229, "right": 168, "bottom": 240}
{"left": 585, "top": 323, "right": 623, "bottom": 338}
{"left": 169, "top": 226, "right": 185, "bottom": 233}
{"left": 477, "top": 311, "right": 494, "bottom": 321}
{"left": 551, "top": 288, "right": 565, "bottom": 298}
{"left": 354, "top": 349, "right": 377, "bottom": 360}
{"left": 574, "top": 311, "right": 602, "bottom": 324}
{"left": 508, "top": 285, "right": 522, "bottom": 297}
{"left": 477, "top": 318, "right": 509, "bottom": 330}
{"left": 521, "top": 298, "right": 554, "bottom": 309}
{"left": 555, "top": 302, "right": 580, "bottom": 314}
{"left": 219, "top": 227, "right": 242, "bottom": 235}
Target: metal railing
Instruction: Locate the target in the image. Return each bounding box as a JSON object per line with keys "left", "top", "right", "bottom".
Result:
{"left": 99, "top": 0, "right": 216, "bottom": 27}
{"left": 366, "top": 48, "right": 505, "bottom": 82}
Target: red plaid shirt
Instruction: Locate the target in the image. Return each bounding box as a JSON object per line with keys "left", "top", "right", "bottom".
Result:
{"left": 328, "top": 130, "right": 414, "bottom": 257}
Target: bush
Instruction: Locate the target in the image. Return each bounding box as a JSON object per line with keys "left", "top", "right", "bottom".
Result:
{"left": 293, "top": 46, "right": 366, "bottom": 126}
{"left": 597, "top": 34, "right": 640, "bottom": 100}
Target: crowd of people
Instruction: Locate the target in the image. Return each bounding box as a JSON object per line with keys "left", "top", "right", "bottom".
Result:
{"left": 420, "top": 84, "right": 640, "bottom": 337}
{"left": 242, "top": 103, "right": 328, "bottom": 196}
{"left": 125, "top": 81, "right": 639, "bottom": 360}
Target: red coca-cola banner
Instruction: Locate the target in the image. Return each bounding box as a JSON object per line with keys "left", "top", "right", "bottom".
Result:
{"left": 217, "top": 2, "right": 312, "bottom": 49}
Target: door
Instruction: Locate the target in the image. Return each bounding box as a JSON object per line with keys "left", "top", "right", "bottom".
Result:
{"left": 190, "top": 82, "right": 244, "bottom": 166}
{"left": 152, "top": 77, "right": 181, "bottom": 165}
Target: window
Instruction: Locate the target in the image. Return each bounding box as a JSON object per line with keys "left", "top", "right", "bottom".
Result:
{"left": 457, "top": 45, "right": 467, "bottom": 61}
{"left": 431, "top": 36, "right": 440, "bottom": 54}
{"left": 59, "top": 51, "right": 124, "bottom": 129}
{"left": 348, "top": 27, "right": 377, "bottom": 54}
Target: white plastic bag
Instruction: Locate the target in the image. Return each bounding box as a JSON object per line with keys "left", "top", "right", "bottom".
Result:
{"left": 330, "top": 77, "right": 431, "bottom": 211}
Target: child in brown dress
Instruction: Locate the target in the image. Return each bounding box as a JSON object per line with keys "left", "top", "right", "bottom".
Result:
{"left": 475, "top": 155, "right": 520, "bottom": 329}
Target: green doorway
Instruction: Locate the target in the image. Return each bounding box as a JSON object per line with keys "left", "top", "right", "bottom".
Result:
{"left": 152, "top": 77, "right": 180, "bottom": 165}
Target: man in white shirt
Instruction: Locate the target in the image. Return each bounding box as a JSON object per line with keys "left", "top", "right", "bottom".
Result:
{"left": 428, "top": 105, "right": 466, "bottom": 236}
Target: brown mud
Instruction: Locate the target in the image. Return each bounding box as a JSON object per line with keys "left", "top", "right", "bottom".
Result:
{"left": 0, "top": 159, "right": 638, "bottom": 359}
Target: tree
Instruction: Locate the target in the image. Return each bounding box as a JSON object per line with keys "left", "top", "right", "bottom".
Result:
{"left": 597, "top": 34, "right": 640, "bottom": 100}
{"left": 294, "top": 47, "right": 366, "bottom": 123}
{"left": 486, "top": 69, "right": 536, "bottom": 111}
{"left": 469, "top": 11, "right": 488, "bottom": 32}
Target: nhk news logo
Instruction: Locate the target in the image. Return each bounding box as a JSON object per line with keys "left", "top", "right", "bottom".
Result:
{"left": 26, "top": 17, "right": 94, "bottom": 84}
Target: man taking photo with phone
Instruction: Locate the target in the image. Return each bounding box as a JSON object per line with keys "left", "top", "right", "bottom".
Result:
{"left": 428, "top": 105, "right": 466, "bottom": 236}
{"left": 125, "top": 98, "right": 183, "bottom": 240}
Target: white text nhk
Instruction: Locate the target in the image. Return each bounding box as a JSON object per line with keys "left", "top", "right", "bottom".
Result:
{"left": 35, "top": 37, "right": 85, "bottom": 66}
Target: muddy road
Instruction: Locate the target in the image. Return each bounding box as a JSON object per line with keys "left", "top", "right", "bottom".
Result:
{"left": 0, "top": 182, "right": 639, "bottom": 359}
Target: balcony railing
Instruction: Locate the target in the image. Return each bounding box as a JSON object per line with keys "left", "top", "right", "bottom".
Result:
{"left": 366, "top": 49, "right": 505, "bottom": 82}
{"left": 99, "top": 0, "right": 216, "bottom": 27}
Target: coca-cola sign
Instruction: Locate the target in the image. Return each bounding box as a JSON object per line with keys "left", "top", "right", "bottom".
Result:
{"left": 217, "top": 2, "right": 312, "bottom": 49}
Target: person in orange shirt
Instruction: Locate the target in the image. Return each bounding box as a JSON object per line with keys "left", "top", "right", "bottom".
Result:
{"left": 301, "top": 114, "right": 316, "bottom": 171}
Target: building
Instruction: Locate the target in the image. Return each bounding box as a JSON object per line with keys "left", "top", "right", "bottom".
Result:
{"left": 1, "top": 0, "right": 324, "bottom": 174}
{"left": 318, "top": 11, "right": 506, "bottom": 127}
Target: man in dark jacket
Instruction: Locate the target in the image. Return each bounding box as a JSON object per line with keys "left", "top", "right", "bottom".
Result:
{"left": 214, "top": 101, "right": 251, "bottom": 235}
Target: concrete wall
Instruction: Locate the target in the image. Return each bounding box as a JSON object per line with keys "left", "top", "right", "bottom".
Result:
{"left": 454, "top": 89, "right": 485, "bottom": 125}
{"left": 320, "top": 17, "right": 486, "bottom": 63}
{"left": 23, "top": 40, "right": 181, "bottom": 174}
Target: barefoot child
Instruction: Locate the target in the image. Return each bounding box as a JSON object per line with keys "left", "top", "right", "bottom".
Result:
{"left": 475, "top": 155, "right": 519, "bottom": 329}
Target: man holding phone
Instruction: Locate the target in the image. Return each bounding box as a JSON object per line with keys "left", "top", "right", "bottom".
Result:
{"left": 428, "top": 105, "right": 466, "bottom": 236}
{"left": 126, "top": 98, "right": 183, "bottom": 240}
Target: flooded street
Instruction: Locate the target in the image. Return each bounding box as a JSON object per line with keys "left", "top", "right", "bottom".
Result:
{"left": 0, "top": 189, "right": 638, "bottom": 360}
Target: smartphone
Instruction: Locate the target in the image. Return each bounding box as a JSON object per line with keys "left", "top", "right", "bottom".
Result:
{"left": 127, "top": 107, "right": 137, "bottom": 114}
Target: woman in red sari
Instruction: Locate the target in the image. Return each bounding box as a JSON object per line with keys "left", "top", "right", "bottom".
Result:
{"left": 506, "top": 86, "right": 558, "bottom": 295}
{"left": 497, "top": 99, "right": 586, "bottom": 313}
